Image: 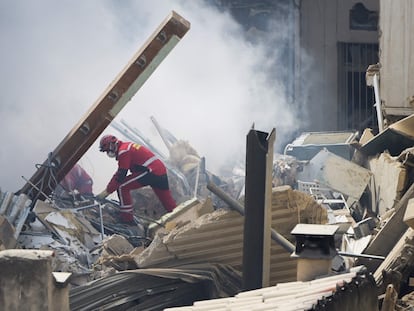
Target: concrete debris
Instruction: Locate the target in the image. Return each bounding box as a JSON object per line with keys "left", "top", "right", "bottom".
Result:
{"left": 404, "top": 198, "right": 414, "bottom": 229}
{"left": 284, "top": 131, "right": 359, "bottom": 161}
{"left": 297, "top": 148, "right": 373, "bottom": 202}
{"left": 17, "top": 199, "right": 103, "bottom": 286}
{"left": 2, "top": 117, "right": 414, "bottom": 309}
{"left": 272, "top": 154, "right": 303, "bottom": 187}
{"left": 169, "top": 140, "right": 201, "bottom": 175}
{"left": 0, "top": 249, "right": 70, "bottom": 311}
{"left": 133, "top": 185, "right": 328, "bottom": 288}
{"left": 92, "top": 234, "right": 142, "bottom": 272}
{"left": 4, "top": 0, "right": 414, "bottom": 308}
{"left": 0, "top": 215, "right": 16, "bottom": 250}
{"left": 353, "top": 217, "right": 377, "bottom": 239}
{"left": 360, "top": 114, "right": 414, "bottom": 157}
{"left": 356, "top": 182, "right": 414, "bottom": 272}
{"left": 148, "top": 197, "right": 215, "bottom": 237}
{"left": 0, "top": 191, "right": 31, "bottom": 246}
{"left": 2, "top": 7, "right": 414, "bottom": 308}
{"left": 368, "top": 151, "right": 408, "bottom": 215}
{"left": 398, "top": 147, "right": 414, "bottom": 167}
{"left": 374, "top": 227, "right": 414, "bottom": 296}
{"left": 366, "top": 63, "right": 380, "bottom": 86}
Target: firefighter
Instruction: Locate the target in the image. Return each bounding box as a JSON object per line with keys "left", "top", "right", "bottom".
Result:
{"left": 57, "top": 163, "right": 94, "bottom": 198}
{"left": 96, "top": 134, "right": 177, "bottom": 223}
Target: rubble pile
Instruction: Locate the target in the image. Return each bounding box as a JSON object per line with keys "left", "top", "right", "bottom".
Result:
{"left": 2, "top": 116, "right": 414, "bottom": 310}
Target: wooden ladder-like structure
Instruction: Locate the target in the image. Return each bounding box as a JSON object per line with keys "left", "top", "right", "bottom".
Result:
{"left": 19, "top": 11, "right": 190, "bottom": 202}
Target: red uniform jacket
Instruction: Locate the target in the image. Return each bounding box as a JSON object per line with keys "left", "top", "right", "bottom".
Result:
{"left": 60, "top": 164, "right": 93, "bottom": 195}
{"left": 106, "top": 142, "right": 166, "bottom": 193}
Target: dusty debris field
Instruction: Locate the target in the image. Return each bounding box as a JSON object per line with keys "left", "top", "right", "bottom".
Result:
{"left": 1, "top": 119, "right": 414, "bottom": 310}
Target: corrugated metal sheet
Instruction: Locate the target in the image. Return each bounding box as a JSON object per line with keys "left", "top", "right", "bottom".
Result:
{"left": 69, "top": 263, "right": 242, "bottom": 311}
{"left": 135, "top": 186, "right": 328, "bottom": 286}
{"left": 164, "top": 266, "right": 378, "bottom": 311}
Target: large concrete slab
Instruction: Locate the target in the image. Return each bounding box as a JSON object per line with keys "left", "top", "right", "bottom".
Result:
{"left": 297, "top": 149, "right": 372, "bottom": 201}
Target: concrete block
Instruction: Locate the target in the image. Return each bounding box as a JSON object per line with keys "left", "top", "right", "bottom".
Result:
{"left": 403, "top": 198, "right": 414, "bottom": 229}
{"left": 353, "top": 217, "right": 376, "bottom": 239}
{"left": 0, "top": 249, "right": 70, "bottom": 311}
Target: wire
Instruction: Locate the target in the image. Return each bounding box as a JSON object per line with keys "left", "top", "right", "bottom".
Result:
{"left": 28, "top": 159, "right": 59, "bottom": 203}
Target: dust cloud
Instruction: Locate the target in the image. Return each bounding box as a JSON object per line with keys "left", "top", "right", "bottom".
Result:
{"left": 0, "top": 0, "right": 299, "bottom": 194}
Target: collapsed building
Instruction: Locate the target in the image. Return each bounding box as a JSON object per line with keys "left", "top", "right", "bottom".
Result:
{"left": 2, "top": 1, "right": 414, "bottom": 310}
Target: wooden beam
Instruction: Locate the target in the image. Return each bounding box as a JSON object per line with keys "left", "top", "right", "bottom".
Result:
{"left": 19, "top": 11, "right": 190, "bottom": 201}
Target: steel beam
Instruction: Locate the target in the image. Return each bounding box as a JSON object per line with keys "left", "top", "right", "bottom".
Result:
{"left": 19, "top": 11, "right": 190, "bottom": 201}
{"left": 242, "top": 128, "right": 275, "bottom": 291}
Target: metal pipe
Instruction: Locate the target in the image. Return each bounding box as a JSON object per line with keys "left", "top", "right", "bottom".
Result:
{"left": 207, "top": 181, "right": 295, "bottom": 254}
{"left": 150, "top": 116, "right": 175, "bottom": 152}
{"left": 99, "top": 204, "right": 104, "bottom": 240}
{"left": 21, "top": 176, "right": 51, "bottom": 204}
{"left": 21, "top": 175, "right": 61, "bottom": 210}
{"left": 193, "top": 161, "right": 201, "bottom": 199}
{"left": 373, "top": 73, "right": 384, "bottom": 132}
{"left": 337, "top": 251, "right": 384, "bottom": 260}
{"left": 73, "top": 202, "right": 105, "bottom": 239}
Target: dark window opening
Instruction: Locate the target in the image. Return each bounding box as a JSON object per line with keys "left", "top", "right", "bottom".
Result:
{"left": 338, "top": 42, "right": 379, "bottom": 133}
{"left": 350, "top": 2, "right": 378, "bottom": 31}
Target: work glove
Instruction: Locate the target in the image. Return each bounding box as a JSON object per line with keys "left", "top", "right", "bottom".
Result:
{"left": 96, "top": 189, "right": 109, "bottom": 201}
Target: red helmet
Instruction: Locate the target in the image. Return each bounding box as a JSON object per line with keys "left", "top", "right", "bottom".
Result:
{"left": 99, "top": 135, "right": 118, "bottom": 152}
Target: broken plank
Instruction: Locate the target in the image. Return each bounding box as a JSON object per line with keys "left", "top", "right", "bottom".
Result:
{"left": 356, "top": 182, "right": 414, "bottom": 272}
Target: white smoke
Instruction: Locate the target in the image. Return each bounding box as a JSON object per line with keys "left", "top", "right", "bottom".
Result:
{"left": 0, "top": 0, "right": 299, "bottom": 194}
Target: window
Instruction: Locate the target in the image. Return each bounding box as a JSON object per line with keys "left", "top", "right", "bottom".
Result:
{"left": 337, "top": 43, "right": 379, "bottom": 132}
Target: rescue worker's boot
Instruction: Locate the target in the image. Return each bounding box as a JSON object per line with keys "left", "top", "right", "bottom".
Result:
{"left": 119, "top": 204, "right": 135, "bottom": 224}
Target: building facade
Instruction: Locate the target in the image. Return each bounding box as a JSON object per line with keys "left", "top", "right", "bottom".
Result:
{"left": 210, "top": 0, "right": 380, "bottom": 134}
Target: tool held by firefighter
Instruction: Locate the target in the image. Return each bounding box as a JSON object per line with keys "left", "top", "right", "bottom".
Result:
{"left": 97, "top": 134, "right": 177, "bottom": 223}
